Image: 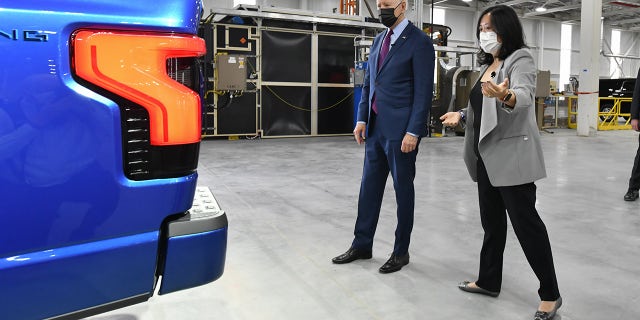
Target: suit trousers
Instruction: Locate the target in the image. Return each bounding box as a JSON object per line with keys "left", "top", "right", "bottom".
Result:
{"left": 628, "top": 133, "right": 640, "bottom": 190}
{"left": 475, "top": 159, "right": 560, "bottom": 301}
{"left": 351, "top": 115, "right": 418, "bottom": 256}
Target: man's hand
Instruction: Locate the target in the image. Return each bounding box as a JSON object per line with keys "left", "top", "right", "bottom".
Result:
{"left": 633, "top": 119, "right": 639, "bottom": 132}
{"left": 440, "top": 111, "right": 461, "bottom": 127}
{"left": 353, "top": 123, "right": 366, "bottom": 144}
{"left": 401, "top": 134, "right": 418, "bottom": 153}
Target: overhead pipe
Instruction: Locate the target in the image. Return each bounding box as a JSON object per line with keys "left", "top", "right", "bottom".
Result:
{"left": 600, "top": 51, "right": 640, "bottom": 60}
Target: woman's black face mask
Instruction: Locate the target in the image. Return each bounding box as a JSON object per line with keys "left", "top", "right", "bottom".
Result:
{"left": 379, "top": 1, "right": 402, "bottom": 28}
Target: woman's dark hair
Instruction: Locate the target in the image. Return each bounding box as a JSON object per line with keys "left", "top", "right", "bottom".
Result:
{"left": 476, "top": 5, "right": 527, "bottom": 65}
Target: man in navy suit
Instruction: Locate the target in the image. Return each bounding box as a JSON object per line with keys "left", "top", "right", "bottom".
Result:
{"left": 332, "top": 0, "right": 434, "bottom": 273}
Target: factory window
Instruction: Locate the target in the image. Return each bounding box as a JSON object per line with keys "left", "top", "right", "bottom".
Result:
{"left": 234, "top": 0, "right": 256, "bottom": 6}
{"left": 432, "top": 8, "right": 445, "bottom": 25}
{"left": 559, "top": 23, "right": 572, "bottom": 92}
{"left": 610, "top": 29, "right": 621, "bottom": 78}
{"left": 432, "top": 8, "right": 445, "bottom": 86}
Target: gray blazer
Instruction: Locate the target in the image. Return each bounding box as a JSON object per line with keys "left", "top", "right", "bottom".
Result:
{"left": 462, "top": 48, "right": 546, "bottom": 187}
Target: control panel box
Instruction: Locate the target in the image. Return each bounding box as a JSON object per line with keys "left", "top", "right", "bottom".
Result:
{"left": 216, "top": 54, "right": 247, "bottom": 90}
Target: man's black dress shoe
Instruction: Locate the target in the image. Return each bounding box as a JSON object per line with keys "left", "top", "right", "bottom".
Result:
{"left": 378, "top": 253, "right": 409, "bottom": 273}
{"left": 457, "top": 281, "right": 500, "bottom": 297}
{"left": 332, "top": 248, "right": 372, "bottom": 264}
{"left": 533, "top": 296, "right": 562, "bottom": 320}
{"left": 624, "top": 189, "right": 639, "bottom": 201}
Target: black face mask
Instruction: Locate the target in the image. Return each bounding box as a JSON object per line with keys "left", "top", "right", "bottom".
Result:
{"left": 379, "top": 2, "right": 402, "bottom": 28}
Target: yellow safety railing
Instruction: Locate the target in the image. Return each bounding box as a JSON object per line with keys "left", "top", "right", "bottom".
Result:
{"left": 566, "top": 96, "right": 579, "bottom": 129}
{"left": 567, "top": 96, "right": 632, "bottom": 130}
{"left": 597, "top": 97, "right": 632, "bottom": 130}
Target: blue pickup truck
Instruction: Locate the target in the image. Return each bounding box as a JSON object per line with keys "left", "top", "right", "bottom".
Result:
{"left": 0, "top": 1, "right": 227, "bottom": 319}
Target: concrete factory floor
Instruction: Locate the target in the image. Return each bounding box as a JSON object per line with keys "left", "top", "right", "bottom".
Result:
{"left": 90, "top": 128, "right": 640, "bottom": 320}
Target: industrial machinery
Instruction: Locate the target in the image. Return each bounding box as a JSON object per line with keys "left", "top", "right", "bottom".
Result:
{"left": 200, "top": 18, "right": 260, "bottom": 137}
{"left": 427, "top": 24, "right": 478, "bottom": 135}
{"left": 352, "top": 35, "right": 373, "bottom": 126}
{"left": 204, "top": 4, "right": 382, "bottom": 137}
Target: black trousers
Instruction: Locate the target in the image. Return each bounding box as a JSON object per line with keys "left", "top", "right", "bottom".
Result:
{"left": 475, "top": 159, "right": 560, "bottom": 301}
{"left": 628, "top": 133, "right": 640, "bottom": 190}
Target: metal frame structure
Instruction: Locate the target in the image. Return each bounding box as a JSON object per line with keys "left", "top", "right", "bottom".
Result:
{"left": 206, "top": 6, "right": 383, "bottom": 138}
{"left": 210, "top": 5, "right": 382, "bottom": 28}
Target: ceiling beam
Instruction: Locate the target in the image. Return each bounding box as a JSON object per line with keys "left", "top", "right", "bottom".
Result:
{"left": 602, "top": 5, "right": 640, "bottom": 18}
{"left": 608, "top": 0, "right": 640, "bottom": 8}
{"left": 608, "top": 16, "right": 640, "bottom": 25}
{"left": 497, "top": 0, "right": 531, "bottom": 6}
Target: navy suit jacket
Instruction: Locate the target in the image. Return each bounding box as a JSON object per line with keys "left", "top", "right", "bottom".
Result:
{"left": 631, "top": 67, "right": 640, "bottom": 120}
{"left": 357, "top": 22, "right": 435, "bottom": 139}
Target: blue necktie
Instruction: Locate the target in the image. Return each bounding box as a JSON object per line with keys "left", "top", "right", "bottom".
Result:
{"left": 372, "top": 30, "right": 393, "bottom": 114}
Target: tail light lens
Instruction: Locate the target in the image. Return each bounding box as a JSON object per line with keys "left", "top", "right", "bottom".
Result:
{"left": 73, "top": 30, "right": 205, "bottom": 145}
{"left": 72, "top": 30, "right": 206, "bottom": 180}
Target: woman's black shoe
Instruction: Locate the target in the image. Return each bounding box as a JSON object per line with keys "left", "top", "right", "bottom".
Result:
{"left": 624, "top": 189, "right": 639, "bottom": 201}
{"left": 457, "top": 281, "right": 499, "bottom": 297}
{"left": 533, "top": 296, "right": 562, "bottom": 320}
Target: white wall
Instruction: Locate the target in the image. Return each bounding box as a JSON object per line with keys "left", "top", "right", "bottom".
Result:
{"left": 571, "top": 25, "right": 581, "bottom": 78}
{"left": 308, "top": 0, "right": 339, "bottom": 13}
{"left": 262, "top": 0, "right": 299, "bottom": 8}
{"left": 204, "top": 0, "right": 232, "bottom": 9}
{"left": 445, "top": 9, "right": 475, "bottom": 43}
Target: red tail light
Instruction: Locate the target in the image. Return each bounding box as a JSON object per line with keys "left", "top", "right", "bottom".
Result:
{"left": 72, "top": 30, "right": 206, "bottom": 146}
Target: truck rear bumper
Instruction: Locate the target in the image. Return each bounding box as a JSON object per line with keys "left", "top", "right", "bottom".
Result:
{"left": 159, "top": 187, "right": 228, "bottom": 294}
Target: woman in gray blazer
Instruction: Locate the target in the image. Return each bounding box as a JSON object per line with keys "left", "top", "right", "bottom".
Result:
{"left": 440, "top": 5, "right": 562, "bottom": 320}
